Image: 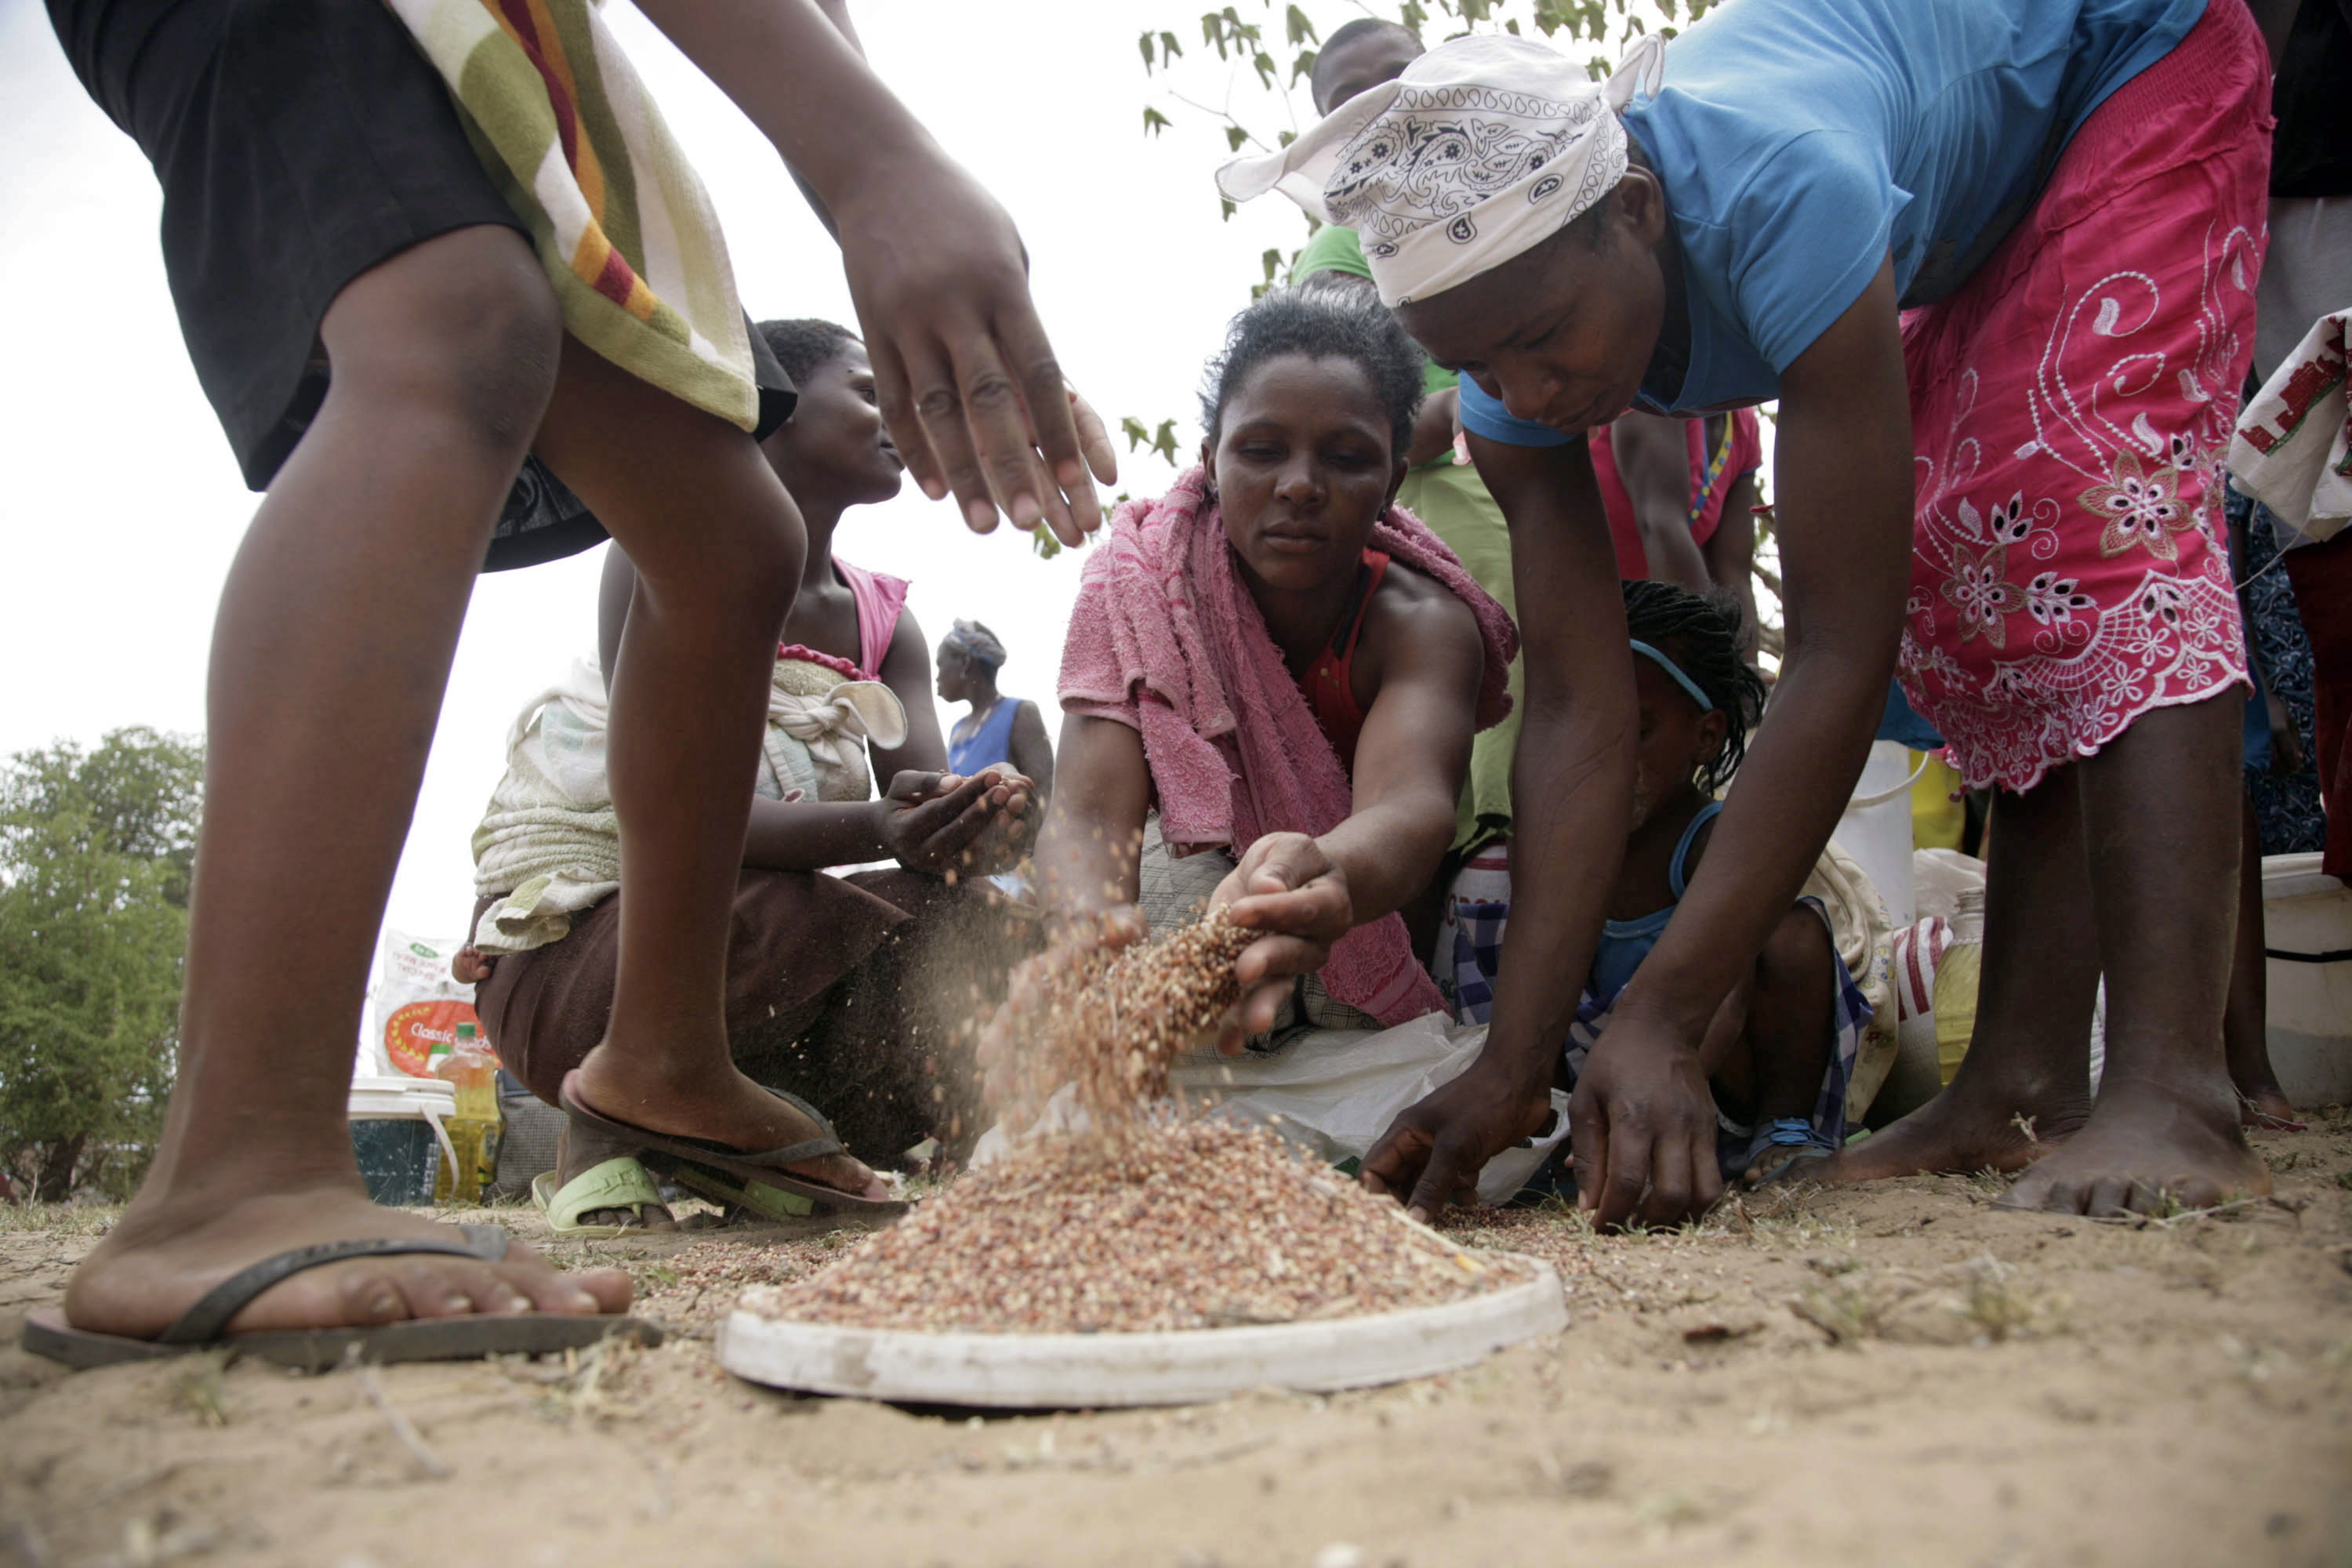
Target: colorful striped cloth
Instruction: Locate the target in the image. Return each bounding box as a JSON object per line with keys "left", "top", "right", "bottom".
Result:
{"left": 389, "top": 0, "right": 760, "bottom": 430}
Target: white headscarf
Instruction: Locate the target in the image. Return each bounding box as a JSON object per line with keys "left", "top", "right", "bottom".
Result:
{"left": 1218, "top": 32, "right": 1664, "bottom": 307}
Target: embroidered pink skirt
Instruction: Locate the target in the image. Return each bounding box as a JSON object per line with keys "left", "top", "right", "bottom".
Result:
{"left": 1896, "top": 0, "right": 2271, "bottom": 793}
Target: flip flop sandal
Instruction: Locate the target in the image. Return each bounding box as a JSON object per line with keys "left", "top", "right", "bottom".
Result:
{"left": 559, "top": 1071, "right": 906, "bottom": 1216}
{"left": 532, "top": 1156, "right": 673, "bottom": 1238}
{"left": 1741, "top": 1117, "right": 1840, "bottom": 1187}
{"left": 660, "top": 1159, "right": 818, "bottom": 1221}
{"left": 20, "top": 1223, "right": 659, "bottom": 1372}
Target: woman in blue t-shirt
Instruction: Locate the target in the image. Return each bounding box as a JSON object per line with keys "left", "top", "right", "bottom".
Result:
{"left": 1222, "top": 0, "right": 2281, "bottom": 1226}
{"left": 938, "top": 620, "right": 1056, "bottom": 803}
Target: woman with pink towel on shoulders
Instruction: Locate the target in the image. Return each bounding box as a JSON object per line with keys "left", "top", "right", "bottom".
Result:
{"left": 1031, "top": 289, "right": 1518, "bottom": 1050}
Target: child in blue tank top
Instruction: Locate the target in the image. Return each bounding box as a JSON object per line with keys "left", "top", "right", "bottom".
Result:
{"left": 1573, "top": 583, "right": 1870, "bottom": 1184}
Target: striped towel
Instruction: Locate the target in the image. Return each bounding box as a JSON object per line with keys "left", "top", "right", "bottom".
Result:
{"left": 389, "top": 0, "right": 760, "bottom": 430}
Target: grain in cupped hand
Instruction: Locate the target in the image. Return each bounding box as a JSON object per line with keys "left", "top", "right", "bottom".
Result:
{"left": 746, "top": 909, "right": 1523, "bottom": 1334}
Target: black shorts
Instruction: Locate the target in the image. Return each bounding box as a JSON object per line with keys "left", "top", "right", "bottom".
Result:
{"left": 49, "top": 0, "right": 793, "bottom": 572}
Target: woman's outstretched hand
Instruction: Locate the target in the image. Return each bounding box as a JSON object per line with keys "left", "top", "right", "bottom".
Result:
{"left": 1566, "top": 1019, "right": 1725, "bottom": 1231}
{"left": 832, "top": 165, "right": 1105, "bottom": 547}
{"left": 1208, "top": 832, "right": 1353, "bottom": 1054}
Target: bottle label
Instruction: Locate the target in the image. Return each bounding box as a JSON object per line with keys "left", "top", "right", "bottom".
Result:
{"left": 385, "top": 1000, "right": 484, "bottom": 1078}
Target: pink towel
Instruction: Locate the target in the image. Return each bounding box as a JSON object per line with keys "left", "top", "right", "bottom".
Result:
{"left": 1058, "top": 466, "right": 1517, "bottom": 1026}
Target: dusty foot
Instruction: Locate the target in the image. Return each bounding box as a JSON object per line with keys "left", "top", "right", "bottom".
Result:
{"left": 554, "top": 1122, "right": 675, "bottom": 1232}
{"left": 572, "top": 1047, "right": 887, "bottom": 1201}
{"left": 1996, "top": 1076, "right": 2272, "bottom": 1217}
{"left": 2237, "top": 1086, "right": 2308, "bottom": 1133}
{"left": 2227, "top": 1025, "right": 2307, "bottom": 1131}
{"left": 64, "top": 1181, "right": 632, "bottom": 1341}
{"left": 1806, "top": 1072, "right": 2089, "bottom": 1186}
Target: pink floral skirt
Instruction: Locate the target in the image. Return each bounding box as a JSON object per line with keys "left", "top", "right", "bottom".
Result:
{"left": 1896, "top": 0, "right": 2271, "bottom": 793}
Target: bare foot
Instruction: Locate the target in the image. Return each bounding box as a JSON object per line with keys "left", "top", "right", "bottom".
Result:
{"left": 1996, "top": 1076, "right": 2271, "bottom": 1216}
{"left": 554, "top": 1122, "right": 675, "bottom": 1232}
{"left": 64, "top": 1181, "right": 631, "bottom": 1341}
{"left": 1813, "top": 1070, "right": 2090, "bottom": 1185}
{"left": 572, "top": 1046, "right": 887, "bottom": 1201}
{"left": 2237, "top": 1086, "right": 2307, "bottom": 1133}
{"left": 2226, "top": 1022, "right": 2306, "bottom": 1131}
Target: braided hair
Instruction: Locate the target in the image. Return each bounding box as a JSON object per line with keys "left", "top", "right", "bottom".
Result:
{"left": 1622, "top": 578, "right": 1767, "bottom": 791}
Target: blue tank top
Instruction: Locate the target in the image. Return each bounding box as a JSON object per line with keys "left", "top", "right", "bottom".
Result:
{"left": 1590, "top": 800, "right": 1722, "bottom": 1000}
{"left": 948, "top": 697, "right": 1025, "bottom": 776}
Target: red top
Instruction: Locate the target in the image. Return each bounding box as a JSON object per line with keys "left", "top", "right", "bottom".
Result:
{"left": 1587, "top": 408, "right": 1765, "bottom": 578}
{"left": 1300, "top": 548, "right": 1390, "bottom": 773}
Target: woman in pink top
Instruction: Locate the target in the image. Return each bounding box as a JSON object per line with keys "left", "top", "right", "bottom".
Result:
{"left": 1592, "top": 410, "right": 1766, "bottom": 650}
{"left": 469, "top": 322, "right": 1035, "bottom": 1233}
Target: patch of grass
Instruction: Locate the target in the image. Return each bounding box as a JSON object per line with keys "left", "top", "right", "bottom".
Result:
{"left": 0, "top": 1201, "right": 122, "bottom": 1236}
{"left": 1957, "top": 1254, "right": 2067, "bottom": 1342}
{"left": 172, "top": 1353, "right": 230, "bottom": 1428}
{"left": 1791, "top": 1281, "right": 1884, "bottom": 1345}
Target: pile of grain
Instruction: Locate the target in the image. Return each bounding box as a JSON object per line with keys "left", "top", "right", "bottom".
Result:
{"left": 746, "top": 1118, "right": 1520, "bottom": 1334}
{"left": 746, "top": 910, "right": 1518, "bottom": 1335}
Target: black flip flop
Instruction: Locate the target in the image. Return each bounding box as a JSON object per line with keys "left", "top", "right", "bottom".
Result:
{"left": 20, "top": 1223, "right": 659, "bottom": 1372}
{"left": 559, "top": 1071, "right": 906, "bottom": 1216}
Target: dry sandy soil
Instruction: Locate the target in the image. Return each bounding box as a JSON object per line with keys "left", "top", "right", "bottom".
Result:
{"left": 3, "top": 1116, "right": 2349, "bottom": 1568}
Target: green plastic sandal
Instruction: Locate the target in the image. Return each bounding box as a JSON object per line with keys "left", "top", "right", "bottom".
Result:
{"left": 532, "top": 1156, "right": 669, "bottom": 1237}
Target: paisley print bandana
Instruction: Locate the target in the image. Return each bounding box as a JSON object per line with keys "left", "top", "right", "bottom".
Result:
{"left": 1218, "top": 32, "right": 1664, "bottom": 308}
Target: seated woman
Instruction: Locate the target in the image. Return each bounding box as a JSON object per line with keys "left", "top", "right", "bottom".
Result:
{"left": 463, "top": 319, "right": 1032, "bottom": 1234}
{"left": 1026, "top": 288, "right": 1516, "bottom": 1083}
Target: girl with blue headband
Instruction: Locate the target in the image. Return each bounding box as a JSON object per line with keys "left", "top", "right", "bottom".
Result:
{"left": 1443, "top": 581, "right": 1872, "bottom": 1185}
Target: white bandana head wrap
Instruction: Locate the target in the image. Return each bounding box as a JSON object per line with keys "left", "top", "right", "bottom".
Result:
{"left": 1218, "top": 32, "right": 1665, "bottom": 307}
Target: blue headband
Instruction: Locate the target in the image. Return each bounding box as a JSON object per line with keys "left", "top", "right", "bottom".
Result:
{"left": 1631, "top": 640, "right": 1715, "bottom": 713}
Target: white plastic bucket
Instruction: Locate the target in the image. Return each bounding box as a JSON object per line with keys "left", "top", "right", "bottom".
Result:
{"left": 348, "top": 1075, "right": 460, "bottom": 1205}
{"left": 1835, "top": 740, "right": 1922, "bottom": 928}
{"left": 2262, "top": 854, "right": 2352, "bottom": 1109}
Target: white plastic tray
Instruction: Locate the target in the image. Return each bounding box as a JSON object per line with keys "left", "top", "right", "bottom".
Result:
{"left": 716, "top": 1254, "right": 1565, "bottom": 1407}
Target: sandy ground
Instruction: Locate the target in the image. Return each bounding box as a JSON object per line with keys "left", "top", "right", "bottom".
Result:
{"left": 2, "top": 1116, "right": 2349, "bottom": 1568}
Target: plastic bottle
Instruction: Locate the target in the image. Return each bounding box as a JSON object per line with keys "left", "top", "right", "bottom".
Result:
{"left": 1932, "top": 887, "right": 1987, "bottom": 1087}
{"left": 433, "top": 1022, "right": 503, "bottom": 1203}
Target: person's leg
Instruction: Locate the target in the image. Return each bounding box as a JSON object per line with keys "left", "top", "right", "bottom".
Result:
{"left": 2224, "top": 793, "right": 2301, "bottom": 1128}
{"left": 1737, "top": 906, "right": 1838, "bottom": 1127}
{"left": 528, "top": 339, "right": 884, "bottom": 1200}
{"left": 1820, "top": 765, "right": 2103, "bottom": 1183}
{"left": 2001, "top": 695, "right": 2270, "bottom": 1214}
{"left": 66, "top": 227, "right": 630, "bottom": 1339}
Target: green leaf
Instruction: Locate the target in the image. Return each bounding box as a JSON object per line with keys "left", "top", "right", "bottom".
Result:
{"left": 1261, "top": 246, "right": 1282, "bottom": 283}
{"left": 1138, "top": 30, "right": 1155, "bottom": 68}
{"left": 1283, "top": 3, "right": 1317, "bottom": 45}
{"left": 1399, "top": 2, "right": 1428, "bottom": 32}
{"left": 1226, "top": 124, "right": 1249, "bottom": 152}
{"left": 1291, "top": 46, "right": 1318, "bottom": 85}
{"left": 1029, "top": 527, "right": 1062, "bottom": 561}
{"left": 1160, "top": 30, "right": 1184, "bottom": 58}
{"left": 1277, "top": 128, "right": 1298, "bottom": 147}
{"left": 1220, "top": 195, "right": 1237, "bottom": 222}
{"left": 1120, "top": 416, "right": 1152, "bottom": 450}
{"left": 1251, "top": 49, "right": 1277, "bottom": 89}
{"left": 1143, "top": 106, "right": 1173, "bottom": 137}
{"left": 1151, "top": 420, "right": 1181, "bottom": 464}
